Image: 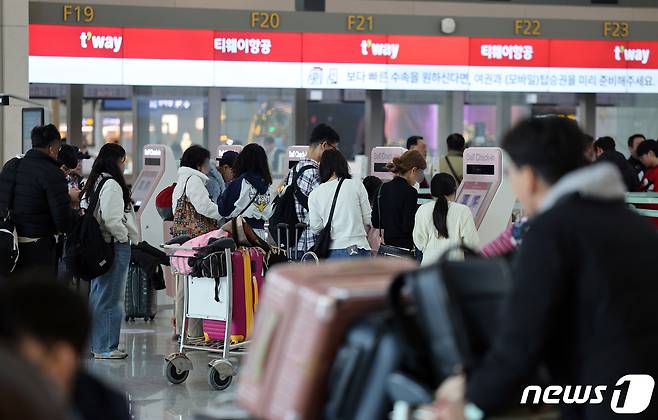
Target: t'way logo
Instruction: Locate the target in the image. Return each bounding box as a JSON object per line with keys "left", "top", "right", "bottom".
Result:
{"left": 360, "top": 39, "right": 400, "bottom": 60}
{"left": 614, "top": 45, "right": 650, "bottom": 64}
{"left": 79, "top": 31, "right": 123, "bottom": 53}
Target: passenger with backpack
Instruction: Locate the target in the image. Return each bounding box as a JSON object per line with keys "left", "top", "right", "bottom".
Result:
{"left": 80, "top": 143, "right": 139, "bottom": 360}
{"left": 269, "top": 124, "right": 341, "bottom": 257}
{"left": 308, "top": 149, "right": 372, "bottom": 259}
{"left": 0, "top": 124, "right": 77, "bottom": 280}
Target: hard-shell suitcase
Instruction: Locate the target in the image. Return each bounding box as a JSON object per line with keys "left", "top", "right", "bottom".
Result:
{"left": 324, "top": 313, "right": 404, "bottom": 420}
{"left": 124, "top": 260, "right": 157, "bottom": 322}
{"left": 203, "top": 248, "right": 266, "bottom": 342}
{"left": 237, "top": 258, "right": 416, "bottom": 420}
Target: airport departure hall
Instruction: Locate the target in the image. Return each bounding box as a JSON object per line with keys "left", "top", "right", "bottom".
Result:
{"left": 0, "top": 0, "right": 658, "bottom": 419}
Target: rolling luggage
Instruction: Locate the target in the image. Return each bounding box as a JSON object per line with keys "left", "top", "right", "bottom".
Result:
{"left": 389, "top": 248, "right": 511, "bottom": 385}
{"left": 237, "top": 258, "right": 416, "bottom": 420}
{"left": 202, "top": 247, "right": 266, "bottom": 342}
{"left": 124, "top": 260, "right": 157, "bottom": 322}
{"left": 324, "top": 313, "right": 405, "bottom": 420}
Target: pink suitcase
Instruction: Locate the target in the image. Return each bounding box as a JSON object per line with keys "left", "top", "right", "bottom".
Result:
{"left": 203, "top": 248, "right": 266, "bottom": 342}
{"left": 237, "top": 258, "right": 416, "bottom": 420}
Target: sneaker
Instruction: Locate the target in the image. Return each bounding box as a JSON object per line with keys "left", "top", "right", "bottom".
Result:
{"left": 93, "top": 350, "right": 128, "bottom": 360}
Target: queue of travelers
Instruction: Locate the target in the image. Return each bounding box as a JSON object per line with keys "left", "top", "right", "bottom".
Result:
{"left": 0, "top": 118, "right": 657, "bottom": 419}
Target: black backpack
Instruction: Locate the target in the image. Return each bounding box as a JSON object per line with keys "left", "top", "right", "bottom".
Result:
{"left": 268, "top": 164, "right": 315, "bottom": 249}
{"left": 64, "top": 177, "right": 115, "bottom": 281}
{"left": 0, "top": 158, "right": 21, "bottom": 276}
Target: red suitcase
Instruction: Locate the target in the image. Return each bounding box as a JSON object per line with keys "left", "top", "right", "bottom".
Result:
{"left": 237, "top": 258, "right": 416, "bottom": 420}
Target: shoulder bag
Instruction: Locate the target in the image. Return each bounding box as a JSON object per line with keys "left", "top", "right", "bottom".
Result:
{"left": 307, "top": 178, "right": 345, "bottom": 260}
{"left": 444, "top": 156, "right": 462, "bottom": 184}
{"left": 172, "top": 177, "right": 219, "bottom": 238}
{"left": 376, "top": 183, "right": 415, "bottom": 259}
{"left": 221, "top": 184, "right": 269, "bottom": 249}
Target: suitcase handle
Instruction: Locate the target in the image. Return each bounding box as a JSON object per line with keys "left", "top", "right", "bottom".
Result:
{"left": 324, "top": 345, "right": 363, "bottom": 419}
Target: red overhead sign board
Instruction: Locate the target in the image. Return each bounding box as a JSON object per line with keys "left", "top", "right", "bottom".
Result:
{"left": 28, "top": 24, "right": 658, "bottom": 93}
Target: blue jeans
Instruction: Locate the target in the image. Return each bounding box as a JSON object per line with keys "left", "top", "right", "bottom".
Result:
{"left": 328, "top": 247, "right": 372, "bottom": 260}
{"left": 89, "top": 242, "right": 131, "bottom": 354}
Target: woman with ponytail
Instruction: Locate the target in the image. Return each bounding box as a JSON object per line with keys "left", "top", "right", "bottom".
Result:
{"left": 412, "top": 173, "right": 479, "bottom": 266}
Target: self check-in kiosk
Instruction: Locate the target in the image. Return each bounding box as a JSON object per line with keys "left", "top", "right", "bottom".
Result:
{"left": 370, "top": 147, "right": 407, "bottom": 180}
{"left": 286, "top": 146, "right": 309, "bottom": 170}
{"left": 455, "top": 147, "right": 515, "bottom": 245}
{"left": 132, "top": 144, "right": 177, "bottom": 248}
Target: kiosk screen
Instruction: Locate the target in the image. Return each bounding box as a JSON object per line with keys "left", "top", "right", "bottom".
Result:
{"left": 459, "top": 181, "right": 491, "bottom": 217}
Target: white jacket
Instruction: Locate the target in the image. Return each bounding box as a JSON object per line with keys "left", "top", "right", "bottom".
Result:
{"left": 308, "top": 178, "right": 372, "bottom": 250}
{"left": 172, "top": 167, "right": 220, "bottom": 221}
{"left": 413, "top": 200, "right": 479, "bottom": 266}
{"left": 82, "top": 176, "right": 139, "bottom": 244}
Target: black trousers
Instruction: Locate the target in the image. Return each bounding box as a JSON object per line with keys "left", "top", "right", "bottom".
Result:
{"left": 12, "top": 236, "right": 58, "bottom": 281}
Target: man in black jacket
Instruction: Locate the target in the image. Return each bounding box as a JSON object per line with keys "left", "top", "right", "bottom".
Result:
{"left": 628, "top": 133, "right": 647, "bottom": 176}
{"left": 0, "top": 124, "right": 77, "bottom": 279}
{"left": 432, "top": 117, "right": 658, "bottom": 420}
{"left": 594, "top": 136, "right": 641, "bottom": 192}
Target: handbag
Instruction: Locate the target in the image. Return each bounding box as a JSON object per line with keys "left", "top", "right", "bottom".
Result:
{"left": 172, "top": 178, "right": 219, "bottom": 238}
{"left": 309, "top": 178, "right": 345, "bottom": 260}
{"left": 221, "top": 185, "right": 270, "bottom": 249}
{"left": 375, "top": 183, "right": 415, "bottom": 259}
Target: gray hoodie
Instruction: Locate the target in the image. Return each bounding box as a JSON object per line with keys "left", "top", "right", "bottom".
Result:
{"left": 539, "top": 162, "right": 626, "bottom": 214}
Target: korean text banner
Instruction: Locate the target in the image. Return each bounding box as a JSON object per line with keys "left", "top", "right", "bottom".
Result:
{"left": 28, "top": 24, "right": 658, "bottom": 93}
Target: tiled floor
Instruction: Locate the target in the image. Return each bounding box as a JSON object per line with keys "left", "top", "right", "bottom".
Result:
{"left": 85, "top": 308, "right": 248, "bottom": 420}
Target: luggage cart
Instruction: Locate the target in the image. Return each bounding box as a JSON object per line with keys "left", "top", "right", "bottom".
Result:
{"left": 162, "top": 238, "right": 247, "bottom": 391}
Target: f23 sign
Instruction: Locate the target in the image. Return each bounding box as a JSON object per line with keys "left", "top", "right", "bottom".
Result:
{"left": 28, "top": 24, "right": 658, "bottom": 93}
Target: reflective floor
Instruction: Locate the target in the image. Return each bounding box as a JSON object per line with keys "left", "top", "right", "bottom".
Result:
{"left": 85, "top": 308, "right": 248, "bottom": 420}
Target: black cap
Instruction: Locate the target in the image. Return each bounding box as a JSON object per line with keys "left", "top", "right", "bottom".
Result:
{"left": 57, "top": 144, "right": 79, "bottom": 169}
{"left": 217, "top": 150, "right": 239, "bottom": 167}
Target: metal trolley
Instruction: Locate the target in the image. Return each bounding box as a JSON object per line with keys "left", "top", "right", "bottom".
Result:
{"left": 162, "top": 238, "right": 247, "bottom": 391}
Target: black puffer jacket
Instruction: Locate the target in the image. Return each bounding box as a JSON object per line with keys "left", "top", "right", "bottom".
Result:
{"left": 467, "top": 164, "right": 658, "bottom": 420}
{"left": 0, "top": 149, "right": 72, "bottom": 237}
{"left": 598, "top": 150, "right": 640, "bottom": 192}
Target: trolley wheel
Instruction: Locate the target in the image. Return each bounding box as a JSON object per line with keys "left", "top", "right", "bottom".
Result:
{"left": 144, "top": 316, "right": 150, "bottom": 322}
{"left": 165, "top": 360, "right": 189, "bottom": 385}
{"left": 208, "top": 366, "right": 232, "bottom": 391}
